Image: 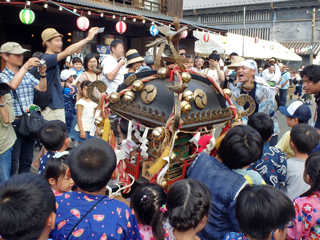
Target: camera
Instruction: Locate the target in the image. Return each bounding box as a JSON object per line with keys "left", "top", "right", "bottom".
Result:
{"left": 228, "top": 74, "right": 237, "bottom": 83}
{"left": 0, "top": 82, "right": 11, "bottom": 96}
{"left": 39, "top": 60, "right": 46, "bottom": 66}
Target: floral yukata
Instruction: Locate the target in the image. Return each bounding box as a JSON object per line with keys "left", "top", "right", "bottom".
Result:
{"left": 51, "top": 191, "right": 142, "bottom": 240}
{"left": 138, "top": 225, "right": 155, "bottom": 240}
{"left": 286, "top": 192, "right": 320, "bottom": 240}
{"left": 224, "top": 232, "right": 247, "bottom": 240}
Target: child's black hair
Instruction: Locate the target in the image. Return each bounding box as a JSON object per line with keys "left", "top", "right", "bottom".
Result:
{"left": 248, "top": 112, "right": 274, "bottom": 142}
{"left": 290, "top": 124, "right": 319, "bottom": 154}
{"left": 236, "top": 185, "right": 295, "bottom": 240}
{"left": 218, "top": 125, "right": 264, "bottom": 169}
{"left": 131, "top": 183, "right": 167, "bottom": 226}
{"left": 69, "top": 138, "right": 116, "bottom": 192}
{"left": 44, "top": 155, "right": 69, "bottom": 183}
{"left": 38, "top": 120, "right": 68, "bottom": 152}
{"left": 301, "top": 152, "right": 320, "bottom": 197}
{"left": 151, "top": 179, "right": 211, "bottom": 240}
{"left": 300, "top": 65, "right": 320, "bottom": 83}
{"left": 83, "top": 53, "right": 98, "bottom": 71}
{"left": 80, "top": 80, "right": 91, "bottom": 90}
{"left": 0, "top": 173, "right": 55, "bottom": 240}
{"left": 111, "top": 117, "right": 129, "bottom": 139}
{"left": 72, "top": 57, "right": 83, "bottom": 65}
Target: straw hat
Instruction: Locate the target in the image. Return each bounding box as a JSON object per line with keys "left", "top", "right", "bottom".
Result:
{"left": 126, "top": 49, "right": 144, "bottom": 67}
{"left": 227, "top": 56, "right": 245, "bottom": 68}
{"left": 41, "top": 28, "right": 63, "bottom": 46}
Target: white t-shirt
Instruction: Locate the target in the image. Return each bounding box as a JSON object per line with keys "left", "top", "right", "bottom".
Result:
{"left": 205, "top": 68, "right": 223, "bottom": 85}
{"left": 101, "top": 56, "right": 127, "bottom": 94}
{"left": 262, "top": 69, "right": 280, "bottom": 85}
{"left": 295, "top": 74, "right": 302, "bottom": 86}
{"left": 75, "top": 99, "right": 98, "bottom": 132}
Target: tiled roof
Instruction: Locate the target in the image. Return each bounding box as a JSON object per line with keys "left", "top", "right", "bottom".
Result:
{"left": 183, "top": 0, "right": 292, "bottom": 10}
{"left": 280, "top": 41, "right": 320, "bottom": 55}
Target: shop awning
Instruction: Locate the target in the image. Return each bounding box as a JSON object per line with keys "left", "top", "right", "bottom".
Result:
{"left": 56, "top": 0, "right": 227, "bottom": 33}
{"left": 280, "top": 41, "right": 320, "bottom": 55}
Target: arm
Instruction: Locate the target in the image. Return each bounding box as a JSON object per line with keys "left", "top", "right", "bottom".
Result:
{"left": 65, "top": 56, "right": 73, "bottom": 68}
{"left": 60, "top": 82, "right": 75, "bottom": 94}
{"left": 35, "top": 63, "right": 47, "bottom": 92}
{"left": 105, "top": 58, "right": 126, "bottom": 81}
{"left": 0, "top": 96, "right": 10, "bottom": 124}
{"left": 76, "top": 104, "right": 86, "bottom": 139}
{"left": 228, "top": 199, "right": 241, "bottom": 232}
{"left": 57, "top": 27, "right": 99, "bottom": 62}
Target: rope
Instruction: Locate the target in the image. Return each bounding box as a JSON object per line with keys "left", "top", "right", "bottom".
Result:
{"left": 117, "top": 160, "right": 132, "bottom": 194}
{"left": 106, "top": 174, "right": 135, "bottom": 199}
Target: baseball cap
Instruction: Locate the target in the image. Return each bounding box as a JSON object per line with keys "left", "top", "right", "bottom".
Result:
{"left": 60, "top": 69, "right": 76, "bottom": 81}
{"left": 279, "top": 101, "right": 312, "bottom": 123}
{"left": 41, "top": 28, "right": 63, "bottom": 46}
{"left": 0, "top": 42, "right": 29, "bottom": 54}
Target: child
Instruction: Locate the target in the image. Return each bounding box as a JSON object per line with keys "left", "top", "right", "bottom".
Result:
{"left": 0, "top": 173, "right": 56, "bottom": 240}
{"left": 248, "top": 112, "right": 287, "bottom": 188}
{"left": 38, "top": 120, "right": 70, "bottom": 175}
{"left": 75, "top": 80, "right": 98, "bottom": 144}
{"left": 224, "top": 185, "right": 295, "bottom": 240}
{"left": 186, "top": 56, "right": 196, "bottom": 71}
{"left": 50, "top": 138, "right": 142, "bottom": 240}
{"left": 60, "top": 69, "right": 78, "bottom": 135}
{"left": 131, "top": 183, "right": 167, "bottom": 239}
{"left": 151, "top": 179, "right": 211, "bottom": 240}
{"left": 276, "top": 101, "right": 312, "bottom": 159}
{"left": 286, "top": 152, "right": 320, "bottom": 239}
{"left": 281, "top": 124, "right": 319, "bottom": 200}
{"left": 44, "top": 153, "right": 74, "bottom": 196}
{"left": 187, "top": 125, "right": 264, "bottom": 240}
{"left": 72, "top": 57, "right": 84, "bottom": 78}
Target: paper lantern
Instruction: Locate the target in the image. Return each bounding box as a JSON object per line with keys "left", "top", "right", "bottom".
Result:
{"left": 290, "top": 48, "right": 295, "bottom": 53}
{"left": 222, "top": 36, "right": 227, "bottom": 44}
{"left": 19, "top": 8, "right": 35, "bottom": 25}
{"left": 149, "top": 25, "right": 159, "bottom": 36}
{"left": 77, "top": 16, "right": 90, "bottom": 31}
{"left": 305, "top": 47, "right": 309, "bottom": 52}
{"left": 309, "top": 45, "right": 312, "bottom": 50}
{"left": 270, "top": 44, "right": 274, "bottom": 50}
{"left": 254, "top": 37, "right": 259, "bottom": 43}
{"left": 301, "top": 48, "right": 305, "bottom": 53}
{"left": 203, "top": 33, "right": 210, "bottom": 42}
{"left": 116, "top": 21, "right": 127, "bottom": 34}
{"left": 296, "top": 49, "right": 300, "bottom": 54}
{"left": 182, "top": 30, "right": 188, "bottom": 38}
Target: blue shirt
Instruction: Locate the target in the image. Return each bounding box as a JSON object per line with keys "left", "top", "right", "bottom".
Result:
{"left": 315, "top": 91, "right": 320, "bottom": 129}
{"left": 280, "top": 71, "right": 290, "bottom": 89}
{"left": 187, "top": 153, "right": 247, "bottom": 240}
{"left": 248, "top": 142, "right": 287, "bottom": 188}
{"left": 39, "top": 151, "right": 55, "bottom": 175}
{"left": 41, "top": 54, "right": 64, "bottom": 109}
{"left": 224, "top": 232, "right": 247, "bottom": 240}
{"left": 0, "top": 67, "right": 39, "bottom": 116}
{"left": 51, "top": 191, "right": 142, "bottom": 240}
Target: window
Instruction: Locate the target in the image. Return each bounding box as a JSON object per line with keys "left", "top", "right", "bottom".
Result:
{"left": 200, "top": 11, "right": 271, "bottom": 23}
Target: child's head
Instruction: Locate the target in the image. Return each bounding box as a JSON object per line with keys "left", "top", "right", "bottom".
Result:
{"left": 290, "top": 124, "right": 319, "bottom": 154}
{"left": 302, "top": 152, "right": 320, "bottom": 197}
{"left": 80, "top": 80, "right": 91, "bottom": 98}
{"left": 187, "top": 57, "right": 195, "bottom": 69}
{"left": 38, "top": 120, "right": 69, "bottom": 152}
{"left": 152, "top": 179, "right": 211, "bottom": 240}
{"left": 279, "top": 101, "right": 312, "bottom": 127}
{"left": 218, "top": 125, "right": 264, "bottom": 169}
{"left": 60, "top": 69, "right": 76, "bottom": 83}
{"left": 0, "top": 173, "right": 56, "bottom": 240}
{"left": 236, "top": 185, "right": 295, "bottom": 240}
{"left": 111, "top": 117, "right": 129, "bottom": 139}
{"left": 248, "top": 112, "right": 274, "bottom": 142}
{"left": 72, "top": 57, "right": 83, "bottom": 71}
{"left": 130, "top": 183, "right": 167, "bottom": 225}
{"left": 69, "top": 138, "right": 117, "bottom": 193}
{"left": 44, "top": 153, "right": 74, "bottom": 193}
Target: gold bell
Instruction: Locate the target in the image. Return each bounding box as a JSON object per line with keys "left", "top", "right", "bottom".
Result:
{"left": 157, "top": 67, "right": 168, "bottom": 79}
{"left": 97, "top": 127, "right": 104, "bottom": 137}
{"left": 181, "top": 72, "right": 192, "bottom": 83}
{"left": 123, "top": 91, "right": 135, "bottom": 102}
{"left": 109, "top": 92, "right": 120, "bottom": 104}
{"left": 132, "top": 80, "right": 144, "bottom": 92}
{"left": 181, "top": 100, "right": 191, "bottom": 114}
{"left": 169, "top": 152, "right": 177, "bottom": 163}
{"left": 182, "top": 90, "right": 194, "bottom": 102}
{"left": 223, "top": 89, "right": 232, "bottom": 98}
{"left": 160, "top": 179, "right": 168, "bottom": 189}
{"left": 94, "top": 116, "right": 104, "bottom": 127}
{"left": 152, "top": 127, "right": 165, "bottom": 141}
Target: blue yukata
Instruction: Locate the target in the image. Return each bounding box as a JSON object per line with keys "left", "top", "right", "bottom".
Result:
{"left": 63, "top": 87, "right": 77, "bottom": 133}
{"left": 39, "top": 151, "right": 55, "bottom": 175}
{"left": 51, "top": 191, "right": 142, "bottom": 240}
{"left": 224, "top": 232, "right": 247, "bottom": 240}
{"left": 248, "top": 142, "right": 287, "bottom": 188}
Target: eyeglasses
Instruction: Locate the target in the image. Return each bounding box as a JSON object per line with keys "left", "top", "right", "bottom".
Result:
{"left": 179, "top": 53, "right": 186, "bottom": 56}
{"left": 271, "top": 223, "right": 294, "bottom": 240}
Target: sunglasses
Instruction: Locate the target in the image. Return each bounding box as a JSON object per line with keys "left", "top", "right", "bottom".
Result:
{"left": 271, "top": 223, "right": 294, "bottom": 240}
{"left": 179, "top": 53, "right": 186, "bottom": 56}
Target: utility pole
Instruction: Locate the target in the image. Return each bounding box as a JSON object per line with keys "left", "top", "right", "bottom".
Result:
{"left": 307, "top": 8, "right": 319, "bottom": 64}
{"left": 242, "top": 7, "right": 246, "bottom": 57}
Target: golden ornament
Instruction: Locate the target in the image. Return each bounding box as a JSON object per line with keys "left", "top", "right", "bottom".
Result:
{"left": 169, "top": 152, "right": 177, "bottom": 163}
{"left": 223, "top": 88, "right": 232, "bottom": 98}
{"left": 181, "top": 100, "right": 192, "bottom": 114}
{"left": 97, "top": 127, "right": 104, "bottom": 137}
{"left": 181, "top": 72, "right": 192, "bottom": 83}
{"left": 160, "top": 180, "right": 168, "bottom": 189}
{"left": 182, "top": 90, "right": 194, "bottom": 102}
{"left": 157, "top": 67, "right": 168, "bottom": 79}
{"left": 152, "top": 127, "right": 165, "bottom": 141}
{"left": 109, "top": 92, "right": 120, "bottom": 104}
{"left": 194, "top": 89, "right": 207, "bottom": 109}
{"left": 123, "top": 91, "right": 135, "bottom": 102}
{"left": 94, "top": 116, "right": 104, "bottom": 127}
{"left": 132, "top": 80, "right": 144, "bottom": 92}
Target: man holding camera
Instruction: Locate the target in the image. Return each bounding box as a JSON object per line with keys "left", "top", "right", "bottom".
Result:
{"left": 102, "top": 39, "right": 126, "bottom": 94}
{"left": 0, "top": 42, "right": 47, "bottom": 175}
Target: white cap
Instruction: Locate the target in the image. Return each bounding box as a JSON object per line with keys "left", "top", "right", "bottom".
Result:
{"left": 60, "top": 69, "right": 76, "bottom": 81}
{"left": 239, "top": 59, "right": 257, "bottom": 70}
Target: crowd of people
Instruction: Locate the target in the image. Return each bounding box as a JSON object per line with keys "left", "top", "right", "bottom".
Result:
{"left": 1, "top": 25, "right": 320, "bottom": 240}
